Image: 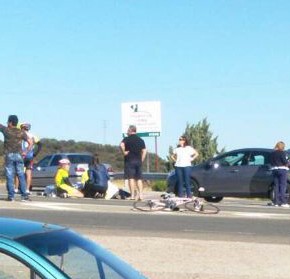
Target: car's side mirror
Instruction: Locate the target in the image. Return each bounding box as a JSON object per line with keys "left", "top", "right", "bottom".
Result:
{"left": 213, "top": 162, "right": 220, "bottom": 168}
{"left": 205, "top": 162, "right": 211, "bottom": 169}
{"left": 205, "top": 161, "right": 218, "bottom": 169}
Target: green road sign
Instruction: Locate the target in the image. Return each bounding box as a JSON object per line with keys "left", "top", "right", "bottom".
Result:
{"left": 122, "top": 132, "right": 160, "bottom": 137}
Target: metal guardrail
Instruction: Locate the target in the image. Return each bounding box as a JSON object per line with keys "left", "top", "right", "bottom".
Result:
{"left": 113, "top": 172, "right": 168, "bottom": 180}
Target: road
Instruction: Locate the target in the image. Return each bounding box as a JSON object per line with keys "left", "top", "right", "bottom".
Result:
{"left": 0, "top": 193, "right": 290, "bottom": 279}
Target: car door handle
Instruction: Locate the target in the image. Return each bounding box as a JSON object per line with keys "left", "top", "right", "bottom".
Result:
{"left": 230, "top": 169, "right": 239, "bottom": 173}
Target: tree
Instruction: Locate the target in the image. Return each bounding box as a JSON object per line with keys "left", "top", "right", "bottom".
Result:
{"left": 184, "top": 118, "right": 224, "bottom": 163}
{"left": 168, "top": 118, "right": 224, "bottom": 167}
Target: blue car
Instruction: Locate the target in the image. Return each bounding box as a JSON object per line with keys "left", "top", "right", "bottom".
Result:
{"left": 0, "top": 217, "right": 147, "bottom": 279}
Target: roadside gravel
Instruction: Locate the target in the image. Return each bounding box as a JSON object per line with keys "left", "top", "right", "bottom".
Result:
{"left": 87, "top": 234, "right": 290, "bottom": 279}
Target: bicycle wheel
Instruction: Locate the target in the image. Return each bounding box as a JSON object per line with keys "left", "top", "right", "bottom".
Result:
{"left": 133, "top": 200, "right": 166, "bottom": 212}
{"left": 185, "top": 201, "right": 220, "bottom": 214}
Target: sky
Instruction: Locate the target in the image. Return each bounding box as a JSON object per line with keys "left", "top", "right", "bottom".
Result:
{"left": 1, "top": 0, "right": 290, "bottom": 160}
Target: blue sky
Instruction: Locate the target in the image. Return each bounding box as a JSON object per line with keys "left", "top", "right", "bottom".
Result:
{"left": 1, "top": 1, "right": 290, "bottom": 159}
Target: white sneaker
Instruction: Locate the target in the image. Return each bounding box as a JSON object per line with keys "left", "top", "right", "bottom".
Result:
{"left": 281, "top": 204, "right": 289, "bottom": 208}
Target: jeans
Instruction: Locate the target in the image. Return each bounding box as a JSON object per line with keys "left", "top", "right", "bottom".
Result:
{"left": 175, "top": 166, "right": 192, "bottom": 198}
{"left": 272, "top": 169, "right": 288, "bottom": 205}
{"left": 5, "top": 153, "right": 27, "bottom": 199}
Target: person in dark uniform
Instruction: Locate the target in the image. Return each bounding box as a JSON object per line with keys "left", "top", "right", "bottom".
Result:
{"left": 120, "top": 125, "right": 147, "bottom": 200}
{"left": 269, "top": 141, "right": 289, "bottom": 207}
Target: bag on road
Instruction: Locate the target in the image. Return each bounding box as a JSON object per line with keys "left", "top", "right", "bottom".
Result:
{"left": 105, "top": 181, "right": 119, "bottom": 200}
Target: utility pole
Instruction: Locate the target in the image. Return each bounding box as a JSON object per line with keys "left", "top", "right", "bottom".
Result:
{"left": 146, "top": 151, "right": 150, "bottom": 172}
{"left": 155, "top": 136, "right": 159, "bottom": 172}
{"left": 103, "top": 120, "right": 107, "bottom": 144}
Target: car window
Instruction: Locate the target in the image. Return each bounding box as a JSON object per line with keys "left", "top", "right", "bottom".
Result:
{"left": 248, "top": 155, "right": 263, "bottom": 165}
{"left": 248, "top": 152, "right": 270, "bottom": 166}
{"left": 37, "top": 156, "right": 52, "bottom": 168}
{"left": 216, "top": 152, "right": 246, "bottom": 167}
{"left": 0, "top": 252, "right": 43, "bottom": 279}
{"left": 51, "top": 155, "right": 64, "bottom": 166}
{"left": 68, "top": 155, "right": 92, "bottom": 164}
{"left": 20, "top": 230, "right": 130, "bottom": 279}
{"left": 49, "top": 246, "right": 125, "bottom": 279}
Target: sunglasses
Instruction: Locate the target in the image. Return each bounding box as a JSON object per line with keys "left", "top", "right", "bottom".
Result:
{"left": 179, "top": 138, "right": 185, "bottom": 141}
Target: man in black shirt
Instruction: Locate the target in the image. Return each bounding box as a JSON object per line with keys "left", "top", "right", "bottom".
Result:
{"left": 120, "top": 125, "right": 147, "bottom": 200}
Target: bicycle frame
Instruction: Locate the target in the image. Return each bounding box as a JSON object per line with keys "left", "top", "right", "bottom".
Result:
{"left": 133, "top": 194, "right": 219, "bottom": 214}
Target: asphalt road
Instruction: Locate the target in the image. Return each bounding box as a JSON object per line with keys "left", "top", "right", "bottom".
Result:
{"left": 1, "top": 196, "right": 290, "bottom": 243}
{"left": 0, "top": 192, "right": 290, "bottom": 279}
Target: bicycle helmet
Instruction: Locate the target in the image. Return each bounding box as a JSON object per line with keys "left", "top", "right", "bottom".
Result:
{"left": 20, "top": 123, "right": 31, "bottom": 131}
{"left": 59, "top": 158, "right": 71, "bottom": 165}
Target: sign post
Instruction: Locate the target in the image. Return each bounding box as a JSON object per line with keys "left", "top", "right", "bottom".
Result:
{"left": 121, "top": 101, "right": 161, "bottom": 171}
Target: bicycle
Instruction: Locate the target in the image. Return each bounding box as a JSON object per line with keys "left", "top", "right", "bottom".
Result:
{"left": 133, "top": 193, "right": 220, "bottom": 214}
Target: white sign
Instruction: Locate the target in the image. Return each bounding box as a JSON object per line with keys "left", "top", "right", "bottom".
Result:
{"left": 121, "top": 101, "right": 161, "bottom": 137}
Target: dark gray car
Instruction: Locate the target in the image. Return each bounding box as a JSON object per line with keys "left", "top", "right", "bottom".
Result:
{"left": 167, "top": 148, "right": 290, "bottom": 203}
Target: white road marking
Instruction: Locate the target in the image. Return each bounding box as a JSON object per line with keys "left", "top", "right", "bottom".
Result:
{"left": 2, "top": 199, "right": 290, "bottom": 220}
{"left": 20, "top": 202, "right": 129, "bottom": 213}
{"left": 183, "top": 229, "right": 256, "bottom": 235}
{"left": 228, "top": 211, "right": 290, "bottom": 219}
{"left": 23, "top": 202, "right": 83, "bottom": 211}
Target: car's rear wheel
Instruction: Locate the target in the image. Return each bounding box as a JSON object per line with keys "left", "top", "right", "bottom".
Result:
{"left": 269, "top": 187, "right": 275, "bottom": 203}
{"left": 190, "top": 179, "right": 200, "bottom": 196}
{"left": 204, "top": 196, "right": 223, "bottom": 203}
{"left": 269, "top": 184, "right": 290, "bottom": 204}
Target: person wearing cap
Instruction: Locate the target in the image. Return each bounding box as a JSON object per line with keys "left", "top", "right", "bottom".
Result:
{"left": 55, "top": 158, "right": 84, "bottom": 198}
{"left": 0, "top": 115, "right": 33, "bottom": 201}
{"left": 120, "top": 125, "right": 147, "bottom": 200}
{"left": 14, "top": 122, "right": 42, "bottom": 194}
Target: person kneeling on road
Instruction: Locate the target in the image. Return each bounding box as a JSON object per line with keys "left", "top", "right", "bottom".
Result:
{"left": 81, "top": 154, "right": 109, "bottom": 198}
{"left": 55, "top": 158, "right": 84, "bottom": 198}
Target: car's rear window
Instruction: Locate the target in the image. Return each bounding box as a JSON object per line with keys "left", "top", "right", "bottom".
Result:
{"left": 51, "top": 155, "right": 64, "bottom": 166}
{"left": 49, "top": 154, "right": 93, "bottom": 166}
{"left": 68, "top": 155, "right": 92, "bottom": 164}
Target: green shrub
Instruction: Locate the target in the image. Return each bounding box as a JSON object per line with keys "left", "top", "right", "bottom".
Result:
{"left": 151, "top": 180, "right": 167, "bottom": 192}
